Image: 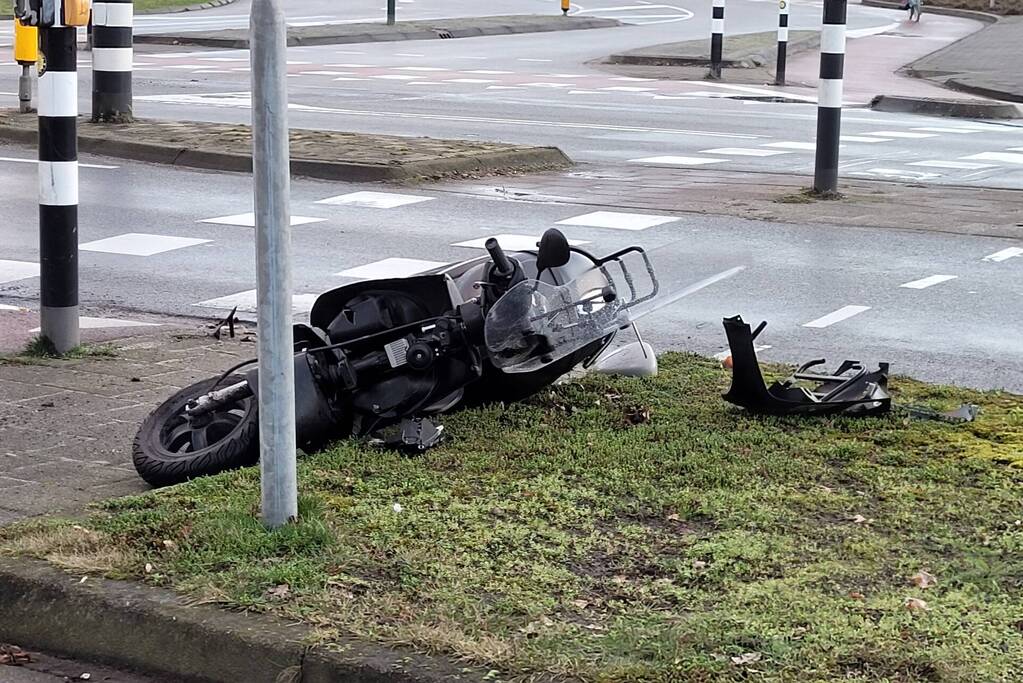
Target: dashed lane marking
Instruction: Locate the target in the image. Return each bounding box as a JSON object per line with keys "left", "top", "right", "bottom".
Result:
{"left": 198, "top": 213, "right": 325, "bottom": 227}
{"left": 907, "top": 160, "right": 996, "bottom": 170}
{"left": 80, "top": 233, "right": 211, "bottom": 256}
{"left": 803, "top": 305, "right": 871, "bottom": 329}
{"left": 0, "top": 260, "right": 40, "bottom": 284}
{"left": 556, "top": 211, "right": 679, "bottom": 231}
{"left": 335, "top": 258, "right": 445, "bottom": 280}
{"left": 763, "top": 142, "right": 817, "bottom": 150}
{"left": 700, "top": 147, "right": 790, "bottom": 157}
{"left": 899, "top": 274, "right": 958, "bottom": 290}
{"left": 315, "top": 191, "right": 434, "bottom": 209}
{"left": 865, "top": 131, "right": 938, "bottom": 139}
{"left": 452, "top": 234, "right": 590, "bottom": 251}
{"left": 963, "top": 152, "right": 1023, "bottom": 165}
{"left": 840, "top": 135, "right": 892, "bottom": 143}
{"left": 194, "top": 290, "right": 318, "bottom": 315}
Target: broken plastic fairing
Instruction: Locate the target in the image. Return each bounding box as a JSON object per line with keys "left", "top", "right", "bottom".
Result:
{"left": 721, "top": 315, "right": 892, "bottom": 416}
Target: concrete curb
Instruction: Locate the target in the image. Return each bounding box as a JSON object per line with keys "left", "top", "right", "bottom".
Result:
{"left": 137, "top": 0, "right": 239, "bottom": 15}
{"left": 0, "top": 124, "right": 572, "bottom": 183}
{"left": 869, "top": 93, "right": 1022, "bottom": 117}
{"left": 135, "top": 16, "right": 621, "bottom": 49}
{"left": 607, "top": 32, "right": 819, "bottom": 69}
{"left": 0, "top": 556, "right": 493, "bottom": 683}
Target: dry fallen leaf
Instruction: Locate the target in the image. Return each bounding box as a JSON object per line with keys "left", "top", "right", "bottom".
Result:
{"left": 848, "top": 591, "right": 866, "bottom": 600}
{"left": 849, "top": 514, "right": 870, "bottom": 524}
{"left": 162, "top": 539, "right": 178, "bottom": 551}
{"left": 611, "top": 575, "right": 629, "bottom": 585}
{"left": 692, "top": 560, "right": 708, "bottom": 570}
{"left": 571, "top": 599, "right": 590, "bottom": 610}
{"left": 904, "top": 597, "right": 929, "bottom": 611}
{"left": 144, "top": 563, "right": 155, "bottom": 574}
{"left": 911, "top": 570, "right": 937, "bottom": 589}
{"left": 0, "top": 644, "right": 32, "bottom": 665}
{"left": 666, "top": 513, "right": 681, "bottom": 522}
{"left": 731, "top": 652, "right": 762, "bottom": 665}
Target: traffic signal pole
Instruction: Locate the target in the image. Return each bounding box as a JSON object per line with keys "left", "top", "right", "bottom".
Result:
{"left": 92, "top": 0, "right": 133, "bottom": 122}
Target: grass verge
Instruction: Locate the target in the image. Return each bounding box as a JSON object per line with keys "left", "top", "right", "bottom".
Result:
{"left": 3, "top": 353, "right": 1022, "bottom": 681}
{"left": 135, "top": 0, "right": 214, "bottom": 11}
{"left": 0, "top": 336, "right": 117, "bottom": 365}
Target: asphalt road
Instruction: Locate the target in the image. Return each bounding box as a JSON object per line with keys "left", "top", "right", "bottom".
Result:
{"left": 0, "top": 145, "right": 1020, "bottom": 392}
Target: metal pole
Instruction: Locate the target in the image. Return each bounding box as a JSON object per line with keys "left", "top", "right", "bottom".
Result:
{"left": 387, "top": 0, "right": 396, "bottom": 25}
{"left": 38, "top": 26, "right": 80, "bottom": 354}
{"left": 251, "top": 0, "right": 298, "bottom": 528}
{"left": 710, "top": 0, "right": 725, "bottom": 79}
{"left": 775, "top": 0, "right": 789, "bottom": 86}
{"left": 92, "top": 0, "right": 133, "bottom": 122}
{"left": 812, "top": 0, "right": 846, "bottom": 194}
{"left": 19, "top": 65, "right": 33, "bottom": 113}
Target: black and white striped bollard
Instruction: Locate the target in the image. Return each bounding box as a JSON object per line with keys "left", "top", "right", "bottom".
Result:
{"left": 812, "top": 0, "right": 846, "bottom": 195}
{"left": 92, "top": 0, "right": 133, "bottom": 122}
{"left": 39, "top": 26, "right": 81, "bottom": 352}
{"left": 710, "top": 0, "right": 724, "bottom": 79}
{"left": 775, "top": 0, "right": 789, "bottom": 85}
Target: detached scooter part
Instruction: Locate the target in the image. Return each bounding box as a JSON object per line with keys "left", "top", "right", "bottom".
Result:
{"left": 721, "top": 315, "right": 891, "bottom": 416}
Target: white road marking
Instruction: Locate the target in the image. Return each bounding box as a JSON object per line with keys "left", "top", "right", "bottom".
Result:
{"left": 195, "top": 290, "right": 317, "bottom": 315}
{"left": 0, "top": 156, "right": 118, "bottom": 169}
{"left": 0, "top": 260, "right": 40, "bottom": 284}
{"left": 803, "top": 305, "right": 871, "bottom": 328}
{"left": 763, "top": 142, "right": 817, "bottom": 150}
{"left": 445, "top": 78, "right": 499, "bottom": 84}
{"left": 611, "top": 76, "right": 655, "bottom": 81}
{"left": 630, "top": 155, "right": 724, "bottom": 165}
{"left": 865, "top": 131, "right": 937, "bottom": 139}
{"left": 907, "top": 160, "right": 995, "bottom": 170}
{"left": 453, "top": 234, "right": 590, "bottom": 251}
{"left": 840, "top": 135, "right": 892, "bottom": 143}
{"left": 518, "top": 58, "right": 553, "bottom": 62}
{"left": 136, "top": 92, "right": 763, "bottom": 139}
{"left": 982, "top": 247, "right": 1023, "bottom": 263}
{"left": 851, "top": 168, "right": 941, "bottom": 181}
{"left": 522, "top": 82, "right": 573, "bottom": 88}
{"left": 911, "top": 127, "right": 981, "bottom": 134}
{"left": 300, "top": 70, "right": 354, "bottom": 76}
{"left": 963, "top": 152, "right": 1023, "bottom": 165}
{"left": 556, "top": 210, "right": 679, "bottom": 231}
{"left": 0, "top": 304, "right": 27, "bottom": 311}
{"left": 601, "top": 86, "right": 656, "bottom": 92}
{"left": 372, "top": 74, "right": 422, "bottom": 80}
{"left": 899, "top": 274, "right": 958, "bottom": 290}
{"left": 199, "top": 213, "right": 325, "bottom": 227}
{"left": 700, "top": 147, "right": 790, "bottom": 156}
{"left": 336, "top": 258, "right": 445, "bottom": 279}
{"left": 332, "top": 77, "right": 369, "bottom": 82}
{"left": 30, "top": 317, "right": 159, "bottom": 332}
{"left": 315, "top": 191, "right": 434, "bottom": 209}
{"left": 464, "top": 69, "right": 512, "bottom": 74}
{"left": 570, "top": 90, "right": 609, "bottom": 95}
{"left": 80, "top": 233, "right": 211, "bottom": 256}
{"left": 486, "top": 85, "right": 526, "bottom": 90}
{"left": 714, "top": 345, "right": 770, "bottom": 361}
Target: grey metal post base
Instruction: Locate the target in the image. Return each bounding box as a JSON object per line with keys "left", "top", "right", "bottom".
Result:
{"left": 40, "top": 305, "right": 80, "bottom": 354}
{"left": 18, "top": 65, "right": 32, "bottom": 113}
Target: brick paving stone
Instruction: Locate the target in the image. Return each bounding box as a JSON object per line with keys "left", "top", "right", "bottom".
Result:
{"left": 0, "top": 327, "right": 250, "bottom": 524}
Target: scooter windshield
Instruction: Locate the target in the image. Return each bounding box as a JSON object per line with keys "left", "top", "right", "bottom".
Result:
{"left": 485, "top": 277, "right": 627, "bottom": 373}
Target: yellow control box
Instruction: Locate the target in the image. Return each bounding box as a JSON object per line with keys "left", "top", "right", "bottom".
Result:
{"left": 63, "top": 0, "right": 92, "bottom": 27}
{"left": 14, "top": 19, "right": 38, "bottom": 64}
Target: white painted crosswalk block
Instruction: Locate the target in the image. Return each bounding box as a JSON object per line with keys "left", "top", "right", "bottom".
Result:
{"left": 316, "top": 191, "right": 435, "bottom": 209}
{"left": 900, "top": 274, "right": 957, "bottom": 290}
{"left": 453, "top": 234, "right": 590, "bottom": 251}
{"left": 803, "top": 305, "right": 871, "bottom": 328}
{"left": 336, "top": 258, "right": 445, "bottom": 279}
{"left": 556, "top": 211, "right": 679, "bottom": 231}
{"left": 700, "top": 147, "right": 790, "bottom": 157}
{"left": 964, "top": 152, "right": 1023, "bottom": 165}
{"left": 194, "top": 289, "right": 318, "bottom": 314}
{"left": 866, "top": 131, "right": 938, "bottom": 139}
{"left": 911, "top": 127, "right": 981, "bottom": 134}
{"left": 80, "top": 233, "right": 212, "bottom": 256}
{"left": 199, "top": 213, "right": 325, "bottom": 227}
{"left": 907, "top": 160, "right": 995, "bottom": 170}
{"left": 31, "top": 317, "right": 160, "bottom": 332}
{"left": 630, "top": 156, "right": 725, "bottom": 166}
{"left": 763, "top": 142, "right": 817, "bottom": 150}
{"left": 0, "top": 259, "right": 40, "bottom": 284}
{"left": 839, "top": 135, "right": 892, "bottom": 143}
{"left": 982, "top": 247, "right": 1023, "bottom": 263}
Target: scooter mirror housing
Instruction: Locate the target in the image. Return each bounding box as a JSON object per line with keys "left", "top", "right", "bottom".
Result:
{"left": 536, "top": 229, "right": 572, "bottom": 273}
{"left": 590, "top": 341, "right": 658, "bottom": 377}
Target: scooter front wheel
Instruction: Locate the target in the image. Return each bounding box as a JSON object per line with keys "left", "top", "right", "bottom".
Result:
{"left": 133, "top": 375, "right": 259, "bottom": 487}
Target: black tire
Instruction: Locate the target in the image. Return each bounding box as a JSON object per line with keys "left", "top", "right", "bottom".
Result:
{"left": 133, "top": 375, "right": 259, "bottom": 487}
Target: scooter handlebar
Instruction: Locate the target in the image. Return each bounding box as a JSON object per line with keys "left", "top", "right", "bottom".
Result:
{"left": 485, "top": 238, "right": 514, "bottom": 277}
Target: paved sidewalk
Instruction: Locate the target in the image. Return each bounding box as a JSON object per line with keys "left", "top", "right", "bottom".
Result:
{"left": 909, "top": 16, "right": 1023, "bottom": 102}
{"left": 0, "top": 325, "right": 251, "bottom": 525}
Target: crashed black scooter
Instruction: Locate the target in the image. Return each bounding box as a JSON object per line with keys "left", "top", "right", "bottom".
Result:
{"left": 132, "top": 229, "right": 667, "bottom": 487}
{"left": 721, "top": 315, "right": 892, "bottom": 416}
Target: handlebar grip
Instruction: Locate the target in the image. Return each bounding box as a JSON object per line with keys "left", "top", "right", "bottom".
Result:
{"left": 485, "top": 238, "right": 514, "bottom": 277}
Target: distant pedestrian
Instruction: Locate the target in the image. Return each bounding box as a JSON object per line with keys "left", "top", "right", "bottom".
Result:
{"left": 905, "top": 0, "right": 922, "bottom": 22}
